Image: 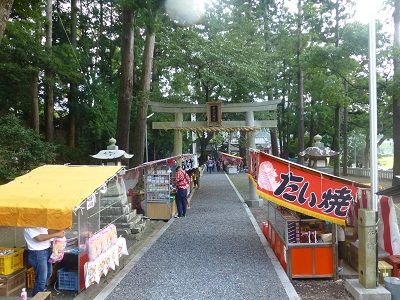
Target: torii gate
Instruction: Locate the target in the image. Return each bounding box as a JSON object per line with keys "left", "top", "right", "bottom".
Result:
{"left": 149, "top": 100, "right": 279, "bottom": 207}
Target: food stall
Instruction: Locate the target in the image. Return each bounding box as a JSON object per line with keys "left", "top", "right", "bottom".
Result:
{"left": 249, "top": 149, "right": 367, "bottom": 279}
{"left": 264, "top": 202, "right": 335, "bottom": 278}
{"left": 124, "top": 154, "right": 195, "bottom": 220}
{"left": 0, "top": 165, "right": 128, "bottom": 293}
{"left": 218, "top": 152, "right": 243, "bottom": 174}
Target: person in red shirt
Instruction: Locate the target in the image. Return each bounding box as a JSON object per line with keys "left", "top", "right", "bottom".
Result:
{"left": 175, "top": 165, "right": 190, "bottom": 218}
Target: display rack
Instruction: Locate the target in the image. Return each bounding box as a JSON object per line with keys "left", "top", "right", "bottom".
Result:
{"left": 145, "top": 166, "right": 176, "bottom": 220}
{"left": 145, "top": 168, "right": 171, "bottom": 203}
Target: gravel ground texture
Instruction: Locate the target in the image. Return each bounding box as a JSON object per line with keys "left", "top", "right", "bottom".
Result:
{"left": 106, "top": 171, "right": 290, "bottom": 300}
{"left": 228, "top": 172, "right": 354, "bottom": 300}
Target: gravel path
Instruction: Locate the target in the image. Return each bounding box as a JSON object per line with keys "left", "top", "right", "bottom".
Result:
{"left": 105, "top": 172, "right": 290, "bottom": 300}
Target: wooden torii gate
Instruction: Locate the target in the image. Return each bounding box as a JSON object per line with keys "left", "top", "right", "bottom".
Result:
{"left": 149, "top": 100, "right": 280, "bottom": 207}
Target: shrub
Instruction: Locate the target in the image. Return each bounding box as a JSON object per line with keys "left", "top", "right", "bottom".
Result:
{"left": 0, "top": 114, "right": 56, "bottom": 183}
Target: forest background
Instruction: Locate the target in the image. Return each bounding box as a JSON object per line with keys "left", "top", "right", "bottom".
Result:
{"left": 0, "top": 0, "right": 399, "bottom": 186}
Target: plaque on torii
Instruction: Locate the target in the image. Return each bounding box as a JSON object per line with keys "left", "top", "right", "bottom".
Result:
{"left": 206, "top": 102, "right": 222, "bottom": 127}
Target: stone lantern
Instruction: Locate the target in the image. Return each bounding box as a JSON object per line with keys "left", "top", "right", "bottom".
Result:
{"left": 299, "top": 134, "right": 339, "bottom": 168}
{"left": 91, "top": 138, "right": 133, "bottom": 166}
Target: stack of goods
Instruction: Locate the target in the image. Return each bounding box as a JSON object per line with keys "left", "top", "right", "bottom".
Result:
{"left": 287, "top": 221, "right": 300, "bottom": 243}
{"left": 0, "top": 247, "right": 26, "bottom": 296}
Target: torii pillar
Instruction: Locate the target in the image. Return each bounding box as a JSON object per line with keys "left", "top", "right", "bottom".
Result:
{"left": 246, "top": 111, "right": 263, "bottom": 207}
{"left": 174, "top": 112, "right": 183, "bottom": 156}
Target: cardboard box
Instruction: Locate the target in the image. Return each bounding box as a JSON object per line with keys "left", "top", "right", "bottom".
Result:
{"left": 0, "top": 268, "right": 26, "bottom": 296}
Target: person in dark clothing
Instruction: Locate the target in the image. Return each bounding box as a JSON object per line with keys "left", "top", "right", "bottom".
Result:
{"left": 192, "top": 167, "right": 200, "bottom": 189}
{"left": 207, "top": 159, "right": 214, "bottom": 174}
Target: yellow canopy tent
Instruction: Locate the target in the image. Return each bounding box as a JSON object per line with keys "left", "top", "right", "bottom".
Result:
{"left": 0, "top": 165, "right": 123, "bottom": 230}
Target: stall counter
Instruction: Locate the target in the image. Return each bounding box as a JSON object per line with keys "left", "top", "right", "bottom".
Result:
{"left": 265, "top": 203, "right": 335, "bottom": 279}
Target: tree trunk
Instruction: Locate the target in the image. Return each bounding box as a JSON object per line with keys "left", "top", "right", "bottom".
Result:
{"left": 363, "top": 133, "right": 370, "bottom": 168}
{"left": 116, "top": 7, "right": 134, "bottom": 152}
{"left": 132, "top": 30, "right": 156, "bottom": 166}
{"left": 31, "top": 73, "right": 40, "bottom": 133}
{"left": 282, "top": 76, "right": 291, "bottom": 159}
{"left": 108, "top": 1, "right": 115, "bottom": 84}
{"left": 393, "top": 0, "right": 400, "bottom": 185}
{"left": 239, "top": 132, "right": 247, "bottom": 166}
{"left": 68, "top": 0, "right": 78, "bottom": 148}
{"left": 296, "top": 0, "right": 304, "bottom": 165}
{"left": 277, "top": 97, "right": 284, "bottom": 156}
{"left": 270, "top": 128, "right": 279, "bottom": 156}
{"left": 44, "top": 0, "right": 54, "bottom": 142}
{"left": 332, "top": 104, "right": 341, "bottom": 175}
{"left": 199, "top": 132, "right": 213, "bottom": 165}
{"left": 332, "top": 0, "right": 341, "bottom": 176}
{"left": 342, "top": 106, "right": 348, "bottom": 175}
{"left": 308, "top": 98, "right": 316, "bottom": 147}
{"left": 0, "top": 0, "right": 14, "bottom": 45}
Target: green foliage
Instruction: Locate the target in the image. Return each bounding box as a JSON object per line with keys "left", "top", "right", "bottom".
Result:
{"left": 0, "top": 115, "right": 56, "bottom": 183}
{"left": 0, "top": 0, "right": 396, "bottom": 170}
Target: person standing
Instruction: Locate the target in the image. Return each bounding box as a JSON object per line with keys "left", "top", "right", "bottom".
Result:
{"left": 175, "top": 165, "right": 190, "bottom": 218}
{"left": 207, "top": 158, "right": 214, "bottom": 174}
{"left": 337, "top": 225, "right": 345, "bottom": 273}
{"left": 24, "top": 227, "right": 65, "bottom": 296}
{"left": 192, "top": 167, "right": 200, "bottom": 189}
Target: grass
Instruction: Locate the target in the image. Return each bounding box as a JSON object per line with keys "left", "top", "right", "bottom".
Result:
{"left": 378, "top": 155, "right": 394, "bottom": 169}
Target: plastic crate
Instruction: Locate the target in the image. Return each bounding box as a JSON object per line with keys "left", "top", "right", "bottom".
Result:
{"left": 57, "top": 267, "right": 78, "bottom": 291}
{"left": 0, "top": 268, "right": 26, "bottom": 296}
{"left": 26, "top": 267, "right": 35, "bottom": 289}
{"left": 0, "top": 247, "right": 24, "bottom": 275}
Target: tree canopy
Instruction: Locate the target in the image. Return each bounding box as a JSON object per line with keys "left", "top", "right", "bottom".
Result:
{"left": 0, "top": 0, "right": 398, "bottom": 182}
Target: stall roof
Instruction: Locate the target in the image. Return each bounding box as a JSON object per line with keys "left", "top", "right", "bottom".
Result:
{"left": 0, "top": 165, "right": 122, "bottom": 229}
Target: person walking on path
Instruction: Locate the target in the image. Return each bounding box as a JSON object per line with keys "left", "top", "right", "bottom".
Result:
{"left": 175, "top": 165, "right": 190, "bottom": 218}
{"left": 207, "top": 158, "right": 214, "bottom": 174}
{"left": 24, "top": 227, "right": 65, "bottom": 297}
{"left": 192, "top": 167, "right": 200, "bottom": 189}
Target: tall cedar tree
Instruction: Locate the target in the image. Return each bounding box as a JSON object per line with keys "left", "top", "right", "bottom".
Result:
{"left": 393, "top": 0, "right": 400, "bottom": 185}
{"left": 116, "top": 6, "right": 134, "bottom": 152}
{"left": 44, "top": 0, "right": 54, "bottom": 142}
{"left": 68, "top": 0, "right": 78, "bottom": 148}
{"left": 0, "top": 0, "right": 14, "bottom": 45}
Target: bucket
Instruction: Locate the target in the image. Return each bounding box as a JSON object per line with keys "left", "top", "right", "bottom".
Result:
{"left": 384, "top": 277, "right": 400, "bottom": 300}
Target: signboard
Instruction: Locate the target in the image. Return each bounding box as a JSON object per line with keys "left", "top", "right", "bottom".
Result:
{"left": 87, "top": 194, "right": 96, "bottom": 210}
{"left": 206, "top": 102, "right": 222, "bottom": 127}
{"left": 181, "top": 155, "right": 196, "bottom": 170}
{"left": 249, "top": 150, "right": 360, "bottom": 225}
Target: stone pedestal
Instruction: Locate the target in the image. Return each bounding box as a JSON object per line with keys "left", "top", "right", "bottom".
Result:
{"left": 100, "top": 177, "right": 146, "bottom": 236}
{"left": 345, "top": 279, "right": 390, "bottom": 300}
{"left": 245, "top": 177, "right": 263, "bottom": 207}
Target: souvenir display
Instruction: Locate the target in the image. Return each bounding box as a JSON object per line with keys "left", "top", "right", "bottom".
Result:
{"left": 87, "top": 224, "right": 118, "bottom": 262}
{"left": 84, "top": 237, "right": 128, "bottom": 288}
{"left": 49, "top": 237, "right": 67, "bottom": 263}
